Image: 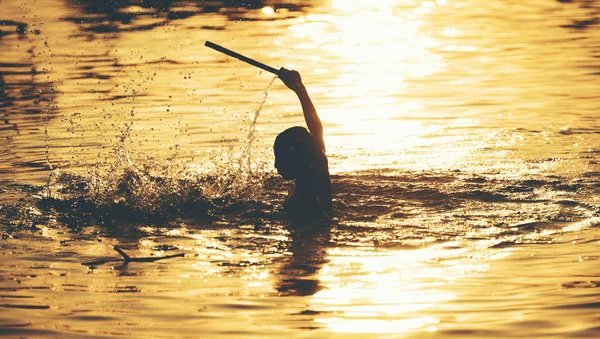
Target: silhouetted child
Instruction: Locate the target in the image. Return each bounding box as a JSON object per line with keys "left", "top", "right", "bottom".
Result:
{"left": 274, "top": 68, "right": 333, "bottom": 220}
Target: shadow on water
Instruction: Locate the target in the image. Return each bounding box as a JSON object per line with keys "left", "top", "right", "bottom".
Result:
{"left": 65, "top": 0, "right": 309, "bottom": 37}
{"left": 558, "top": 0, "right": 600, "bottom": 30}
{"left": 276, "top": 221, "right": 331, "bottom": 296}
{"left": 96, "top": 219, "right": 332, "bottom": 297}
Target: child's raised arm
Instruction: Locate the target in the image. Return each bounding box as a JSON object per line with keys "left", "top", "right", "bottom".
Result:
{"left": 278, "top": 68, "right": 325, "bottom": 152}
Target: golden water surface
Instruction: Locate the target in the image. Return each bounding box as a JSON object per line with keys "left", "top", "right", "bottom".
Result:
{"left": 1, "top": 0, "right": 599, "bottom": 338}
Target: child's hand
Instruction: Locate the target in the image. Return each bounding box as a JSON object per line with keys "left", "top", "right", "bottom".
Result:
{"left": 279, "top": 68, "right": 304, "bottom": 92}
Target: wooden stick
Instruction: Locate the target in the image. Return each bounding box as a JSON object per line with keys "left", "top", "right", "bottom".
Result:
{"left": 113, "top": 246, "right": 130, "bottom": 261}
{"left": 205, "top": 41, "right": 281, "bottom": 76}
{"left": 81, "top": 246, "right": 184, "bottom": 266}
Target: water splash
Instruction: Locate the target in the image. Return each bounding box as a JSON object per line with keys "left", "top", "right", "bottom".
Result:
{"left": 39, "top": 78, "right": 280, "bottom": 226}
{"left": 242, "top": 76, "right": 278, "bottom": 173}
{"left": 231, "top": 75, "right": 278, "bottom": 197}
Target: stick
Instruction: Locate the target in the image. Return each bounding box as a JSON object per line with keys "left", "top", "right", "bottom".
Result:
{"left": 81, "top": 246, "right": 185, "bottom": 266}
{"left": 113, "top": 246, "right": 130, "bottom": 261}
{"left": 205, "top": 41, "right": 280, "bottom": 76}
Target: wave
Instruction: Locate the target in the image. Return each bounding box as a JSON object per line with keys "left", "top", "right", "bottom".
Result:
{"left": 1, "top": 139, "right": 599, "bottom": 251}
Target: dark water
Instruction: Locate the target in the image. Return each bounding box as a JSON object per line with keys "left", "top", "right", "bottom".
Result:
{"left": 1, "top": 0, "right": 600, "bottom": 337}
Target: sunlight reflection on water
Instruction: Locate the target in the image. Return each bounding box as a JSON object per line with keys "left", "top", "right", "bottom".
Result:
{"left": 283, "top": 0, "right": 483, "bottom": 172}
{"left": 310, "top": 244, "right": 510, "bottom": 334}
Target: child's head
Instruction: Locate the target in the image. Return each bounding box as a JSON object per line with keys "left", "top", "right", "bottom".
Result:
{"left": 274, "top": 126, "right": 316, "bottom": 179}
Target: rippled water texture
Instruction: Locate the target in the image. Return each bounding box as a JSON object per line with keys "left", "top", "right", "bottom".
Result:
{"left": 1, "top": 0, "right": 599, "bottom": 338}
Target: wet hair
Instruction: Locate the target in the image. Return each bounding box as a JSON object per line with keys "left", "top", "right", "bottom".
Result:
{"left": 274, "top": 126, "right": 317, "bottom": 172}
